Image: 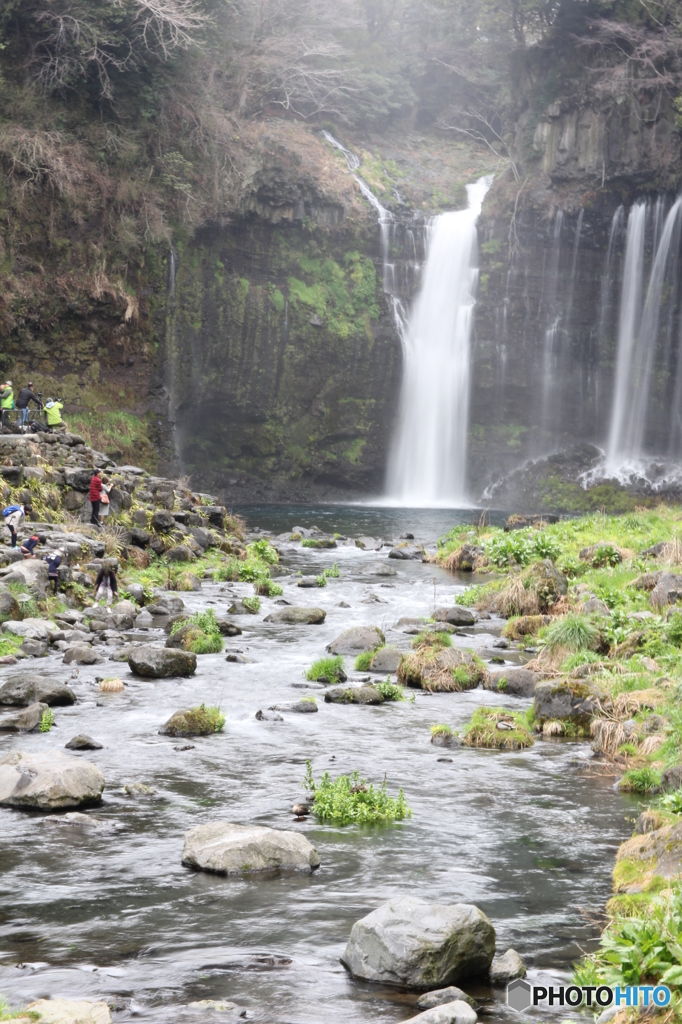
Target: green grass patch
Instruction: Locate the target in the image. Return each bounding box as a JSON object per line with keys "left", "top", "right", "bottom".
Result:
{"left": 354, "top": 649, "right": 379, "bottom": 670}
{"left": 242, "top": 596, "right": 261, "bottom": 614}
{"left": 0, "top": 996, "right": 39, "bottom": 1021}
{"left": 464, "top": 707, "right": 534, "bottom": 750}
{"left": 303, "top": 759, "right": 411, "bottom": 825}
{"left": 0, "top": 634, "right": 22, "bottom": 658}
{"left": 430, "top": 723, "right": 454, "bottom": 737}
{"left": 188, "top": 633, "right": 223, "bottom": 654}
{"left": 306, "top": 655, "right": 345, "bottom": 682}
{"left": 412, "top": 631, "right": 452, "bottom": 649}
{"left": 620, "top": 767, "right": 662, "bottom": 793}
{"left": 542, "top": 613, "right": 603, "bottom": 652}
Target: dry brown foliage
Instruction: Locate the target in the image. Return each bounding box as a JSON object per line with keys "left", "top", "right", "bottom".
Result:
{"left": 591, "top": 718, "right": 633, "bottom": 756}
{"left": 613, "top": 688, "right": 667, "bottom": 717}
{"left": 490, "top": 576, "right": 540, "bottom": 617}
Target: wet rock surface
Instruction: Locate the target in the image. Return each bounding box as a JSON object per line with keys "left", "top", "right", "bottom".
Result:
{"left": 181, "top": 821, "right": 321, "bottom": 876}
{"left": 0, "top": 749, "right": 105, "bottom": 809}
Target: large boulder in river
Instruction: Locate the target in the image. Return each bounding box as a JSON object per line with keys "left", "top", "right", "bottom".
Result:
{"left": 341, "top": 897, "right": 495, "bottom": 990}
{"left": 484, "top": 669, "right": 538, "bottom": 698}
{"left": 0, "top": 673, "right": 76, "bottom": 707}
{"left": 0, "top": 701, "right": 48, "bottom": 732}
{"left": 327, "top": 625, "right": 385, "bottom": 655}
{"left": 369, "top": 646, "right": 402, "bottom": 673}
{"left": 263, "top": 607, "right": 326, "bottom": 624}
{"left": 534, "top": 679, "right": 603, "bottom": 729}
{"left": 182, "top": 821, "right": 320, "bottom": 876}
{"left": 128, "top": 645, "right": 197, "bottom": 678}
{"left": 0, "top": 749, "right": 105, "bottom": 810}
{"left": 25, "top": 999, "right": 111, "bottom": 1024}
{"left": 388, "top": 544, "right": 424, "bottom": 560}
{"left": 432, "top": 606, "right": 476, "bottom": 626}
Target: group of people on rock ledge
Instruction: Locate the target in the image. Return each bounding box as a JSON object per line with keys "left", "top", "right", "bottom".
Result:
{"left": 0, "top": 381, "right": 66, "bottom": 432}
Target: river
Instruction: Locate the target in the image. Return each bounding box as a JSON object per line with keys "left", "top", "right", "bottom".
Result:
{"left": 0, "top": 506, "right": 636, "bottom": 1023}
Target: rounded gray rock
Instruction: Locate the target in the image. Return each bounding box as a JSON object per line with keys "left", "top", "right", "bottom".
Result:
{"left": 405, "top": 1001, "right": 478, "bottom": 1024}
{"left": 341, "top": 897, "right": 495, "bottom": 990}
{"left": 327, "top": 625, "right": 385, "bottom": 655}
{"left": 0, "top": 749, "right": 105, "bottom": 810}
{"left": 263, "top": 607, "right": 326, "bottom": 624}
{"left": 128, "top": 645, "right": 197, "bottom": 678}
{"left": 182, "top": 821, "right": 320, "bottom": 876}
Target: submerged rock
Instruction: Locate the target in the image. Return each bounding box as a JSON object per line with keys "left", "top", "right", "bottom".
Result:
{"left": 0, "top": 749, "right": 105, "bottom": 810}
{"left": 341, "top": 897, "right": 495, "bottom": 989}
{"left": 268, "top": 700, "right": 318, "bottom": 713}
{"left": 0, "top": 673, "right": 76, "bottom": 707}
{"left": 263, "top": 607, "right": 326, "bottom": 624}
{"left": 128, "top": 645, "right": 197, "bottom": 677}
{"left": 182, "top": 821, "right": 320, "bottom": 876}
{"left": 327, "top": 625, "right": 385, "bottom": 655}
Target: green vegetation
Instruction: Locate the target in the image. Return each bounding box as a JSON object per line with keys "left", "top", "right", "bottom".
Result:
{"left": 171, "top": 607, "right": 224, "bottom": 654}
{"left": 542, "top": 614, "right": 603, "bottom": 652}
{"left": 315, "top": 575, "right": 327, "bottom": 587}
{"left": 39, "top": 707, "right": 54, "bottom": 732}
{"left": 242, "top": 596, "right": 261, "bottom": 614}
{"left": 323, "top": 563, "right": 341, "bottom": 578}
{"left": 375, "top": 679, "right": 405, "bottom": 702}
{"left": 354, "top": 650, "right": 376, "bottom": 670}
{"left": 0, "top": 996, "right": 39, "bottom": 1021}
{"left": 305, "top": 656, "right": 345, "bottom": 683}
{"left": 0, "top": 635, "right": 22, "bottom": 659}
{"left": 412, "top": 631, "right": 452, "bottom": 649}
{"left": 303, "top": 760, "right": 410, "bottom": 826}
{"left": 431, "top": 723, "right": 455, "bottom": 737}
{"left": 185, "top": 704, "right": 225, "bottom": 733}
{"left": 619, "top": 767, "right": 662, "bottom": 794}
{"left": 464, "top": 707, "right": 534, "bottom": 750}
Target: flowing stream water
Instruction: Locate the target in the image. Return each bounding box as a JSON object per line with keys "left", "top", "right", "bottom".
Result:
{"left": 0, "top": 507, "right": 634, "bottom": 1024}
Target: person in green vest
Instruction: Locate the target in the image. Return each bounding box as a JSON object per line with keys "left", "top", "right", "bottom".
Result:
{"left": 44, "top": 397, "right": 66, "bottom": 432}
{"left": 0, "top": 381, "right": 14, "bottom": 428}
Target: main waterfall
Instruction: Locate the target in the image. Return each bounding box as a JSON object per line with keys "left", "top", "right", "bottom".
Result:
{"left": 385, "top": 177, "right": 492, "bottom": 506}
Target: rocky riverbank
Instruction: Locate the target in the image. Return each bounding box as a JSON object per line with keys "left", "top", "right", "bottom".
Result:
{"left": 0, "top": 439, "right": 676, "bottom": 1022}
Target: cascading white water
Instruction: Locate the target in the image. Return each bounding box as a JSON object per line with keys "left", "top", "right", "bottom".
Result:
{"left": 606, "top": 199, "right": 682, "bottom": 472}
{"left": 385, "top": 176, "right": 493, "bottom": 506}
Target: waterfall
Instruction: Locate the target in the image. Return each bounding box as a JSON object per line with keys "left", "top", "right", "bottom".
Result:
{"left": 606, "top": 199, "right": 682, "bottom": 471}
{"left": 539, "top": 211, "right": 564, "bottom": 435}
{"left": 385, "top": 176, "right": 493, "bottom": 506}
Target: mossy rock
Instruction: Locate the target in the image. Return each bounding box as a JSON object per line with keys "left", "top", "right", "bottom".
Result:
{"left": 397, "top": 647, "right": 489, "bottom": 692}
{"left": 613, "top": 821, "right": 682, "bottom": 893}
{"left": 159, "top": 706, "right": 224, "bottom": 737}
{"left": 533, "top": 679, "right": 603, "bottom": 729}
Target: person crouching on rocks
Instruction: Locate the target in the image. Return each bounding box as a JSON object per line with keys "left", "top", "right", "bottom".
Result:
{"left": 20, "top": 534, "right": 41, "bottom": 558}
{"left": 3, "top": 502, "right": 31, "bottom": 548}
{"left": 95, "top": 561, "right": 118, "bottom": 607}
{"left": 45, "top": 548, "right": 63, "bottom": 595}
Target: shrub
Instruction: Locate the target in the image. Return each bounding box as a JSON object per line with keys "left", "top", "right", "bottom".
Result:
{"left": 315, "top": 574, "right": 327, "bottom": 587}
{"left": 533, "top": 533, "right": 561, "bottom": 560}
{"left": 592, "top": 544, "right": 622, "bottom": 568}
{"left": 323, "top": 563, "right": 341, "bottom": 578}
{"left": 303, "top": 760, "right": 410, "bottom": 825}
{"left": 375, "top": 679, "right": 405, "bottom": 701}
{"left": 39, "top": 707, "right": 54, "bottom": 732}
{"left": 658, "top": 789, "right": 682, "bottom": 815}
{"left": 242, "top": 596, "right": 261, "bottom": 613}
{"left": 306, "top": 656, "right": 345, "bottom": 682}
{"left": 484, "top": 532, "right": 534, "bottom": 567}
{"left": 172, "top": 608, "right": 223, "bottom": 654}
{"left": 255, "top": 577, "right": 283, "bottom": 597}
{"left": 620, "top": 767, "right": 661, "bottom": 793}
{"left": 214, "top": 560, "right": 241, "bottom": 582}
{"left": 247, "top": 539, "right": 279, "bottom": 564}
{"left": 543, "top": 614, "right": 602, "bottom": 652}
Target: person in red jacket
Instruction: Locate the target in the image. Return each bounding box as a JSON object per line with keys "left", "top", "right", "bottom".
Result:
{"left": 89, "top": 469, "right": 103, "bottom": 527}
